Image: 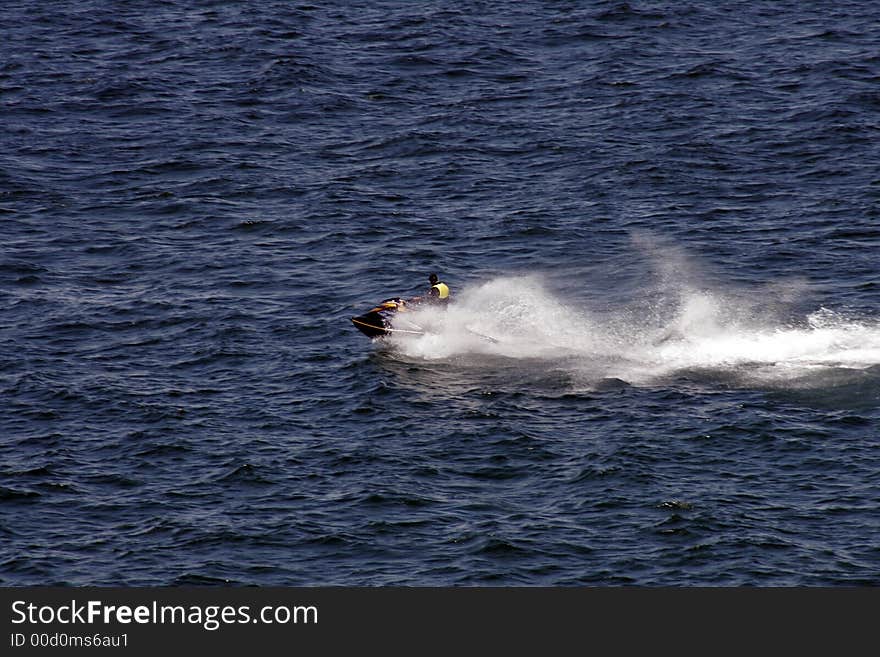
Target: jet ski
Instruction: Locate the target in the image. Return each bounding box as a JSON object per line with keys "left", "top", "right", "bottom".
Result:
{"left": 350, "top": 297, "right": 427, "bottom": 339}
{"left": 351, "top": 295, "right": 500, "bottom": 344}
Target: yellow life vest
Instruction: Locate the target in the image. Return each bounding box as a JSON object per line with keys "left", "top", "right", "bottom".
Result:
{"left": 432, "top": 282, "right": 449, "bottom": 299}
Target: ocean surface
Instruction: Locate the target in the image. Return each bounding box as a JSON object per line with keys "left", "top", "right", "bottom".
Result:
{"left": 2, "top": 0, "right": 879, "bottom": 586}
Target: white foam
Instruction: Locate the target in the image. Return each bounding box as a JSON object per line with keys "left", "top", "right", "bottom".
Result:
{"left": 389, "top": 276, "right": 596, "bottom": 360}
{"left": 382, "top": 273, "right": 880, "bottom": 390}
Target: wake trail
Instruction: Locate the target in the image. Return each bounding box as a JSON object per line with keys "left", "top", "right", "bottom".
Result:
{"left": 387, "top": 275, "right": 880, "bottom": 390}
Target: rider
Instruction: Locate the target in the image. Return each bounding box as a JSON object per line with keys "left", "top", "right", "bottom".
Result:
{"left": 427, "top": 273, "right": 450, "bottom": 305}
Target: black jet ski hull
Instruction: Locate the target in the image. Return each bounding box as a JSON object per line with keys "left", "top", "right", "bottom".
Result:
{"left": 351, "top": 298, "right": 424, "bottom": 339}
{"left": 351, "top": 310, "right": 391, "bottom": 338}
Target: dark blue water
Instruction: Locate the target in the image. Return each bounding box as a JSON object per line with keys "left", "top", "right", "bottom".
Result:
{"left": 3, "top": 0, "right": 879, "bottom": 586}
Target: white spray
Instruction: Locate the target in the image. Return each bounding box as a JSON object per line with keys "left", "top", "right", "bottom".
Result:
{"left": 383, "top": 254, "right": 880, "bottom": 391}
